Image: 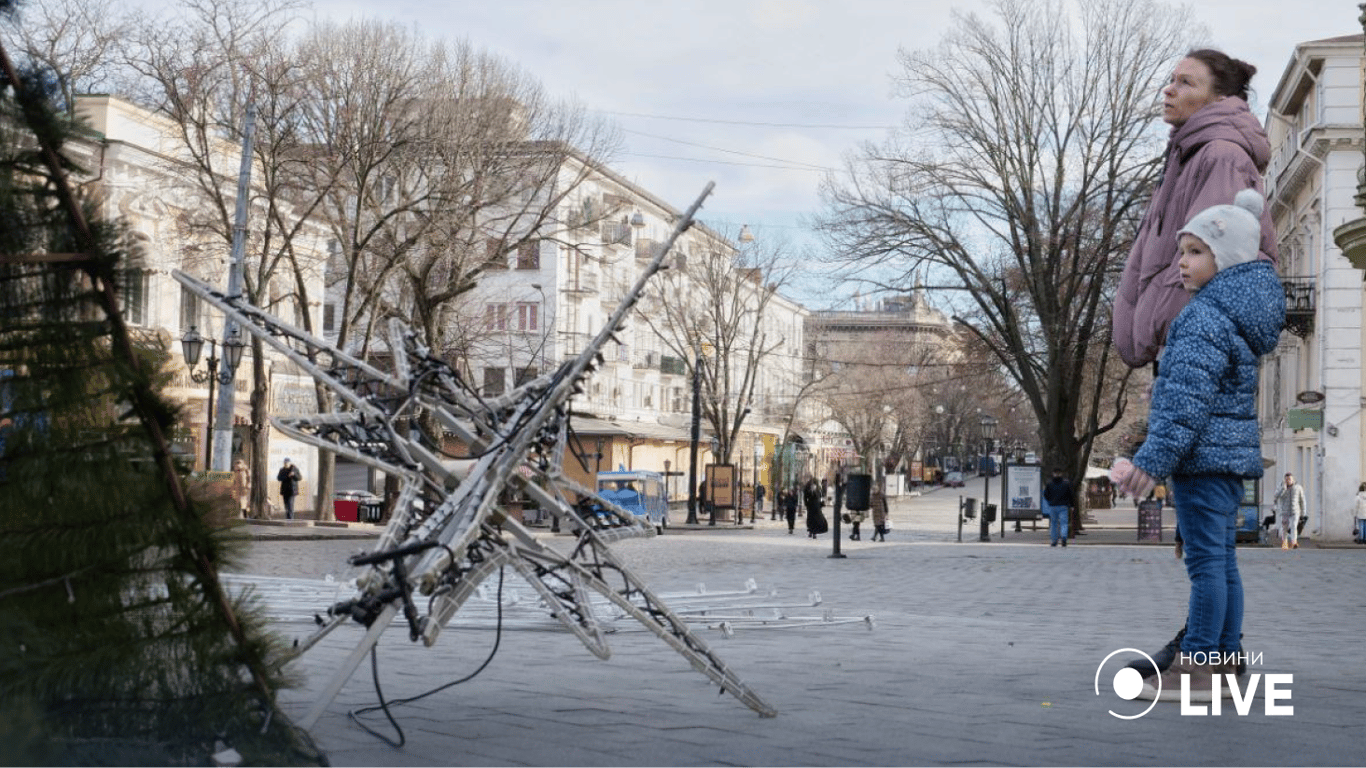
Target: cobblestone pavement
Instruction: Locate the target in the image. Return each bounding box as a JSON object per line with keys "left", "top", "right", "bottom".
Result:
{"left": 230, "top": 484, "right": 1366, "bottom": 766}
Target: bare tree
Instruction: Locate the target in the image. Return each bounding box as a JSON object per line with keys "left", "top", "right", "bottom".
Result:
{"left": 292, "top": 20, "right": 618, "bottom": 512}
{"left": 639, "top": 229, "right": 799, "bottom": 465}
{"left": 317, "top": 32, "right": 618, "bottom": 362}
{"left": 123, "top": 0, "right": 331, "bottom": 517}
{"left": 817, "top": 0, "right": 1201, "bottom": 482}
{"left": 0, "top": 0, "right": 138, "bottom": 111}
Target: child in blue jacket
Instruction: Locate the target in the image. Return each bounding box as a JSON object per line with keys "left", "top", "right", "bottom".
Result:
{"left": 1116, "top": 188, "right": 1284, "bottom": 702}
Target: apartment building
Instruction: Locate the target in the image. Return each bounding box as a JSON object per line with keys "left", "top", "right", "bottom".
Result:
{"left": 1263, "top": 33, "right": 1366, "bottom": 541}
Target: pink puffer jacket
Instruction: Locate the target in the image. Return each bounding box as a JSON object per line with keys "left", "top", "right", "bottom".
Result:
{"left": 1112, "top": 97, "right": 1277, "bottom": 369}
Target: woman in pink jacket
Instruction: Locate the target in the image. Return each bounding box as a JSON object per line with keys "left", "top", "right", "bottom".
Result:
{"left": 1113, "top": 49, "right": 1278, "bottom": 370}
{"left": 1114, "top": 49, "right": 1277, "bottom": 683}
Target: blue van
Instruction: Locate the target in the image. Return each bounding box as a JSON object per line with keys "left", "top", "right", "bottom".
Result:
{"left": 595, "top": 470, "right": 669, "bottom": 533}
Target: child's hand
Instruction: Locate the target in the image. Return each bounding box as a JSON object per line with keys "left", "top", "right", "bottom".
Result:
{"left": 1109, "top": 458, "right": 1134, "bottom": 486}
{"left": 1121, "top": 464, "right": 1158, "bottom": 500}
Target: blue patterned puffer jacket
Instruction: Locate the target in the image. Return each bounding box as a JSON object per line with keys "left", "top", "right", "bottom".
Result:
{"left": 1132, "top": 260, "right": 1285, "bottom": 480}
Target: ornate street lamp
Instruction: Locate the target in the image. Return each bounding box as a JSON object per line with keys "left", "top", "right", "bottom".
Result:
{"left": 181, "top": 325, "right": 244, "bottom": 470}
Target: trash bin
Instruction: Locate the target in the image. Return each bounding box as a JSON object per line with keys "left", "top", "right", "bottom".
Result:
{"left": 982, "top": 503, "right": 997, "bottom": 524}
{"left": 333, "top": 490, "right": 363, "bottom": 523}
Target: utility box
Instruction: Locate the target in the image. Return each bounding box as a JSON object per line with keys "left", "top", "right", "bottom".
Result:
{"left": 333, "top": 490, "right": 364, "bottom": 523}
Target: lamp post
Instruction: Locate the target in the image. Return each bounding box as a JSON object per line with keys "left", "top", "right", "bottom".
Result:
{"left": 979, "top": 414, "right": 997, "bottom": 542}
{"left": 708, "top": 436, "right": 720, "bottom": 526}
{"left": 181, "top": 325, "right": 245, "bottom": 471}
{"left": 752, "top": 436, "right": 762, "bottom": 523}
{"left": 686, "top": 351, "right": 702, "bottom": 525}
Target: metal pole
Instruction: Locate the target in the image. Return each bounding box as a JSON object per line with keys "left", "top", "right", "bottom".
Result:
{"left": 830, "top": 471, "right": 846, "bottom": 558}
{"left": 957, "top": 496, "right": 963, "bottom": 543}
{"left": 212, "top": 104, "right": 256, "bottom": 471}
{"left": 752, "top": 440, "right": 760, "bottom": 523}
{"left": 686, "top": 352, "right": 701, "bottom": 525}
{"left": 204, "top": 341, "right": 218, "bottom": 471}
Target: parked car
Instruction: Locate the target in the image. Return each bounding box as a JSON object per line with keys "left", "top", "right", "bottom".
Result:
{"left": 944, "top": 471, "right": 966, "bottom": 488}
{"left": 594, "top": 470, "right": 670, "bottom": 534}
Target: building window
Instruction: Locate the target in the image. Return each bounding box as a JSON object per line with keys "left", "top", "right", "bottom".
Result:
{"left": 323, "top": 303, "right": 336, "bottom": 332}
{"left": 515, "top": 366, "right": 537, "bottom": 386}
{"left": 179, "top": 284, "right": 201, "bottom": 332}
{"left": 484, "top": 238, "right": 509, "bottom": 270}
{"left": 516, "top": 302, "right": 538, "bottom": 332}
{"left": 485, "top": 303, "right": 508, "bottom": 331}
{"left": 516, "top": 241, "right": 540, "bottom": 270}
{"left": 119, "top": 269, "right": 149, "bottom": 326}
{"left": 483, "top": 367, "right": 506, "bottom": 396}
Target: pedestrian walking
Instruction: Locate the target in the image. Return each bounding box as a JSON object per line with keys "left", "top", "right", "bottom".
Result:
{"left": 782, "top": 486, "right": 799, "bottom": 534}
{"left": 1115, "top": 187, "right": 1285, "bottom": 702}
{"left": 870, "top": 483, "right": 889, "bottom": 542}
{"left": 231, "top": 458, "right": 251, "bottom": 518}
{"left": 1272, "top": 472, "right": 1305, "bottom": 550}
{"left": 1042, "top": 467, "right": 1073, "bottom": 547}
{"left": 846, "top": 507, "right": 865, "bottom": 541}
{"left": 277, "top": 457, "right": 302, "bottom": 520}
{"left": 756, "top": 482, "right": 770, "bottom": 520}
{"left": 803, "top": 478, "right": 828, "bottom": 538}
{"left": 1354, "top": 482, "right": 1366, "bottom": 543}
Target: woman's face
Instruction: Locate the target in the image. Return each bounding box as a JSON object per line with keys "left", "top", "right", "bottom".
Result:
{"left": 1162, "top": 57, "right": 1222, "bottom": 127}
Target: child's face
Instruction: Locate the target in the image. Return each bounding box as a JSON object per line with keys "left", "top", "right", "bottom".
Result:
{"left": 1178, "top": 233, "right": 1217, "bottom": 292}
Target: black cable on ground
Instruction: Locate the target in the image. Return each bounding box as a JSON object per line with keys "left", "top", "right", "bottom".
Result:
{"left": 347, "top": 566, "right": 507, "bottom": 748}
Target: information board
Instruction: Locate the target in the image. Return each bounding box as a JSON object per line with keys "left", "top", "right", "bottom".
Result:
{"left": 706, "top": 463, "right": 736, "bottom": 508}
{"left": 1137, "top": 499, "right": 1163, "bottom": 542}
{"left": 1005, "top": 465, "right": 1041, "bottom": 512}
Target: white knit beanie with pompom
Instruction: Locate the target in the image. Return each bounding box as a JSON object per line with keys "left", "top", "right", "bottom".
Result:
{"left": 1178, "top": 188, "right": 1266, "bottom": 273}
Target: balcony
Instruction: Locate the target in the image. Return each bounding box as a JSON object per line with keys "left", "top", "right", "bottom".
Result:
{"left": 1281, "top": 277, "right": 1314, "bottom": 338}
{"left": 566, "top": 272, "right": 598, "bottom": 294}
{"left": 600, "top": 220, "right": 633, "bottom": 247}
{"left": 635, "top": 239, "right": 665, "bottom": 262}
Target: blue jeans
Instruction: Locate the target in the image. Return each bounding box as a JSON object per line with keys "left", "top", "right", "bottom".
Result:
{"left": 1043, "top": 501, "right": 1069, "bottom": 543}
{"left": 1172, "top": 475, "right": 1243, "bottom": 655}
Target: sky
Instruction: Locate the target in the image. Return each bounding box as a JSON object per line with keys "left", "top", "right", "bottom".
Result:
{"left": 300, "top": 0, "right": 1356, "bottom": 309}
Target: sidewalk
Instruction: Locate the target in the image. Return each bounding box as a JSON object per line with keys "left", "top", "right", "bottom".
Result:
{"left": 230, "top": 485, "right": 1366, "bottom": 766}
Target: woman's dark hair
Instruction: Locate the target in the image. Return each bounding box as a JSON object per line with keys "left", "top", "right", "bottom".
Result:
{"left": 1186, "top": 48, "right": 1257, "bottom": 101}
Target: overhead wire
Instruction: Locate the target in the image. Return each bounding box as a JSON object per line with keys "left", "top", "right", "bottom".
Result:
{"left": 622, "top": 128, "right": 835, "bottom": 171}
{"left": 594, "top": 108, "right": 896, "bottom": 131}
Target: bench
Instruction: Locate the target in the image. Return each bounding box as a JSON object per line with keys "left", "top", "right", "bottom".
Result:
{"left": 1001, "top": 507, "right": 1044, "bottom": 531}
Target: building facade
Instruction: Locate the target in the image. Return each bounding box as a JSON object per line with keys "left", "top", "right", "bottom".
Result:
{"left": 1263, "top": 34, "right": 1366, "bottom": 541}
{"left": 351, "top": 149, "right": 814, "bottom": 505}
{"left": 72, "top": 95, "right": 328, "bottom": 509}
{"left": 804, "top": 288, "right": 958, "bottom": 485}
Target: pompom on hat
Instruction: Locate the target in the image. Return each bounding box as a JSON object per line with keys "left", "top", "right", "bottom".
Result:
{"left": 1177, "top": 188, "right": 1265, "bottom": 273}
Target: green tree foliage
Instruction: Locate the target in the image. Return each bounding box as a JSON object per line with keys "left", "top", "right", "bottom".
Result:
{"left": 0, "top": 15, "right": 321, "bottom": 765}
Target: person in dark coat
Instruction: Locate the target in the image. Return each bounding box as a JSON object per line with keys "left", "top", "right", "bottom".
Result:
{"left": 277, "top": 457, "right": 302, "bottom": 520}
{"left": 1042, "top": 467, "right": 1074, "bottom": 547}
{"left": 782, "top": 486, "right": 799, "bottom": 534}
{"left": 803, "top": 478, "right": 828, "bottom": 538}
{"left": 871, "top": 484, "right": 890, "bottom": 542}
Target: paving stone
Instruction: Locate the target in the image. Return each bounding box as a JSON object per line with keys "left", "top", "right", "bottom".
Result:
{"left": 232, "top": 483, "right": 1366, "bottom": 766}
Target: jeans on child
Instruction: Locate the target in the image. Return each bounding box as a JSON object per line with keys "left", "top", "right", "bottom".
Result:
{"left": 1043, "top": 500, "right": 1068, "bottom": 544}
{"left": 1172, "top": 475, "right": 1244, "bottom": 655}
